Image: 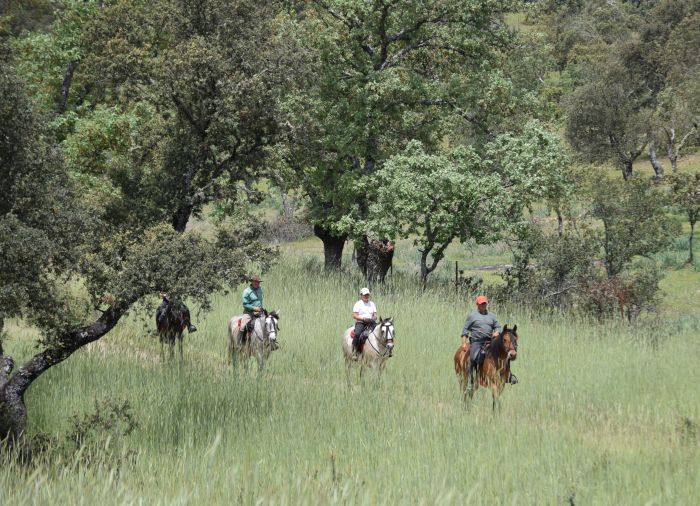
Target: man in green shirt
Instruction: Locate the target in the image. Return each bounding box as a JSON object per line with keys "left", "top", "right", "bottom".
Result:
{"left": 241, "top": 275, "right": 263, "bottom": 341}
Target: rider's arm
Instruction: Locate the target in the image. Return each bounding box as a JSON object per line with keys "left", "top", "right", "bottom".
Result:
{"left": 491, "top": 315, "right": 502, "bottom": 337}
{"left": 242, "top": 288, "right": 254, "bottom": 311}
{"left": 352, "top": 311, "right": 363, "bottom": 322}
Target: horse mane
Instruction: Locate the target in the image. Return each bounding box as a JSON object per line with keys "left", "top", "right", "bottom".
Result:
{"left": 487, "top": 332, "right": 505, "bottom": 358}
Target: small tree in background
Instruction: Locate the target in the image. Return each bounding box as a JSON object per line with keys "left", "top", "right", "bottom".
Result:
{"left": 589, "top": 176, "right": 680, "bottom": 279}
{"left": 371, "top": 141, "right": 500, "bottom": 288}
{"left": 668, "top": 172, "right": 700, "bottom": 264}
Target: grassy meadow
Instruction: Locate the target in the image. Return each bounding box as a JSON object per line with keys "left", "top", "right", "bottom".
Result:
{"left": 2, "top": 243, "right": 700, "bottom": 505}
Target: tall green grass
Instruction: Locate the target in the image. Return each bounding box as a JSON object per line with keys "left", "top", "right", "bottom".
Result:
{"left": 2, "top": 255, "right": 699, "bottom": 505}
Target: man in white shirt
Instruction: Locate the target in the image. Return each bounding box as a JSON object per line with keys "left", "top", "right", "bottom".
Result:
{"left": 352, "top": 287, "right": 377, "bottom": 355}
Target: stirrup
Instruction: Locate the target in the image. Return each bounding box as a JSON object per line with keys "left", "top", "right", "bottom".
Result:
{"left": 509, "top": 373, "right": 518, "bottom": 385}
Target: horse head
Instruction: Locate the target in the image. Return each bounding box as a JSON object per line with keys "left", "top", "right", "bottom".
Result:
{"left": 501, "top": 324, "right": 518, "bottom": 361}
{"left": 378, "top": 316, "right": 395, "bottom": 354}
{"left": 265, "top": 310, "right": 280, "bottom": 345}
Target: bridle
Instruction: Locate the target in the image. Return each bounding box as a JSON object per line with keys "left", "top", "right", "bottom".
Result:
{"left": 503, "top": 330, "right": 518, "bottom": 360}
{"left": 366, "top": 319, "right": 394, "bottom": 358}
{"left": 264, "top": 313, "right": 279, "bottom": 342}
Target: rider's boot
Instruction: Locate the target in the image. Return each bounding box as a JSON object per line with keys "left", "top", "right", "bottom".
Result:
{"left": 188, "top": 323, "right": 197, "bottom": 333}
{"left": 351, "top": 337, "right": 360, "bottom": 360}
{"left": 509, "top": 372, "right": 518, "bottom": 385}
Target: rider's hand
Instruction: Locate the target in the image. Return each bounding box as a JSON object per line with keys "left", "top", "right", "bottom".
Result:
{"left": 363, "top": 317, "right": 374, "bottom": 324}
{"left": 461, "top": 343, "right": 468, "bottom": 351}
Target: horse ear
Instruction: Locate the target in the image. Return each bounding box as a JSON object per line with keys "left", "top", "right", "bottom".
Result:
{"left": 503, "top": 324, "right": 508, "bottom": 333}
{"left": 513, "top": 324, "right": 517, "bottom": 334}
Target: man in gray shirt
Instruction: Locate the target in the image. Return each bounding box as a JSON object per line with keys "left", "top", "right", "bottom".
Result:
{"left": 460, "top": 295, "right": 517, "bottom": 388}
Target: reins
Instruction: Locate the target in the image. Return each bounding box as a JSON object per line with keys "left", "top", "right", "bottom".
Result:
{"left": 365, "top": 322, "right": 393, "bottom": 358}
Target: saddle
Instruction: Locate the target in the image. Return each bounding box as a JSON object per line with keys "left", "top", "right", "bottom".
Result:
{"left": 350, "top": 329, "right": 368, "bottom": 353}
{"left": 235, "top": 317, "right": 251, "bottom": 344}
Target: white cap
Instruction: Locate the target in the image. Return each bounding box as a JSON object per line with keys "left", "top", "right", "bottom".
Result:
{"left": 359, "top": 287, "right": 371, "bottom": 295}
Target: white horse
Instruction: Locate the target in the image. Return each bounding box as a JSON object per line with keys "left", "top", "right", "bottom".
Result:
{"left": 227, "top": 310, "right": 280, "bottom": 372}
{"left": 341, "top": 317, "right": 395, "bottom": 382}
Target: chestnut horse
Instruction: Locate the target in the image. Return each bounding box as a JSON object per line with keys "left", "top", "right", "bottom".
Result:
{"left": 454, "top": 325, "right": 518, "bottom": 412}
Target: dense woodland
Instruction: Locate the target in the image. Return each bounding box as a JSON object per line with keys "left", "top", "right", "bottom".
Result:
{"left": 1, "top": 0, "right": 699, "bottom": 451}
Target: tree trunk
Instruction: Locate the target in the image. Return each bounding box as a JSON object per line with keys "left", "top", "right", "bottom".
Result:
{"left": 556, "top": 207, "right": 564, "bottom": 237}
{"left": 357, "top": 236, "right": 394, "bottom": 283}
{"left": 621, "top": 160, "right": 634, "bottom": 181}
{"left": 0, "top": 303, "right": 129, "bottom": 443}
{"left": 313, "top": 224, "right": 346, "bottom": 271}
{"left": 689, "top": 220, "right": 696, "bottom": 264}
{"left": 648, "top": 144, "right": 664, "bottom": 179}
{"left": 56, "top": 60, "right": 78, "bottom": 114}
{"left": 172, "top": 204, "right": 194, "bottom": 233}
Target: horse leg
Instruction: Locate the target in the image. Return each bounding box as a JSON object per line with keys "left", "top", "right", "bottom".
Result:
{"left": 491, "top": 381, "right": 502, "bottom": 414}
{"left": 256, "top": 344, "right": 265, "bottom": 374}
{"left": 178, "top": 334, "right": 184, "bottom": 364}
{"left": 373, "top": 360, "right": 383, "bottom": 388}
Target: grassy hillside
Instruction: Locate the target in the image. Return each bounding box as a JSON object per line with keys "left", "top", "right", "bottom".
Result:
{"left": 2, "top": 251, "right": 699, "bottom": 505}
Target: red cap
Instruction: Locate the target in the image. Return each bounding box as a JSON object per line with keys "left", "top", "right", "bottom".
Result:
{"left": 475, "top": 295, "right": 488, "bottom": 305}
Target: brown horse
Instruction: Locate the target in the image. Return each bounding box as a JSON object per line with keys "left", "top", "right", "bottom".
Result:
{"left": 454, "top": 325, "right": 518, "bottom": 412}
{"left": 156, "top": 297, "right": 194, "bottom": 361}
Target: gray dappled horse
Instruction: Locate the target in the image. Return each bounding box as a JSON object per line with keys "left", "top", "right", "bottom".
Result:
{"left": 341, "top": 317, "right": 395, "bottom": 383}
{"left": 227, "top": 310, "right": 279, "bottom": 372}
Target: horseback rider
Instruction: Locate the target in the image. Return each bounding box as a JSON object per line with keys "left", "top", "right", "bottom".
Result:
{"left": 460, "top": 295, "right": 517, "bottom": 390}
{"left": 241, "top": 275, "right": 263, "bottom": 342}
{"left": 157, "top": 292, "right": 197, "bottom": 333}
{"left": 352, "top": 287, "right": 377, "bottom": 356}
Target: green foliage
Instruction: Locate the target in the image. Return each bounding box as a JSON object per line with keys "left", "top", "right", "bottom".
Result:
{"left": 486, "top": 119, "right": 573, "bottom": 214}
{"left": 296, "top": 0, "right": 535, "bottom": 245}
{"left": 10, "top": 1, "right": 97, "bottom": 115}
{"left": 668, "top": 171, "right": 700, "bottom": 262}
{"left": 564, "top": 52, "right": 651, "bottom": 177}
{"left": 371, "top": 141, "right": 500, "bottom": 282}
{"left": 0, "top": 43, "right": 89, "bottom": 332}
{"left": 53, "top": 0, "right": 302, "bottom": 231}
{"left": 589, "top": 175, "right": 680, "bottom": 278}
{"left": 500, "top": 221, "right": 597, "bottom": 306}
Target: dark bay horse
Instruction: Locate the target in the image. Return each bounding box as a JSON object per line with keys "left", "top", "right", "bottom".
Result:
{"left": 454, "top": 325, "right": 518, "bottom": 412}
{"left": 156, "top": 297, "right": 194, "bottom": 361}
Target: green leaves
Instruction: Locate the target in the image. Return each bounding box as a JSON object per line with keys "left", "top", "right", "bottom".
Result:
{"left": 589, "top": 175, "right": 680, "bottom": 277}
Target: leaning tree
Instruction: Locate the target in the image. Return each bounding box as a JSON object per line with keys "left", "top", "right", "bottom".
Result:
{"left": 0, "top": 4, "right": 282, "bottom": 443}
